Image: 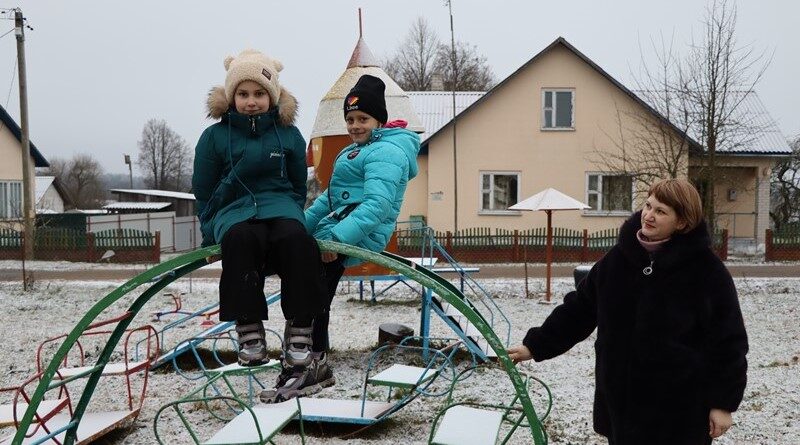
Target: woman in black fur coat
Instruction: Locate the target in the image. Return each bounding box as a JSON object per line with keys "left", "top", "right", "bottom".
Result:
{"left": 508, "top": 179, "right": 748, "bottom": 445}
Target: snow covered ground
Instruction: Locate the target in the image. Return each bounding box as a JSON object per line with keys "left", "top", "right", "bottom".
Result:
{"left": 0, "top": 275, "right": 797, "bottom": 444}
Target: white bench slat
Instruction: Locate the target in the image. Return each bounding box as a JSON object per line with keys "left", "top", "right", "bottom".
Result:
{"left": 0, "top": 399, "right": 67, "bottom": 427}
{"left": 367, "top": 364, "right": 438, "bottom": 388}
{"left": 298, "top": 398, "right": 395, "bottom": 422}
{"left": 431, "top": 406, "right": 503, "bottom": 445}
{"left": 55, "top": 361, "right": 148, "bottom": 378}
{"left": 0, "top": 410, "right": 137, "bottom": 444}
{"left": 203, "top": 403, "right": 298, "bottom": 445}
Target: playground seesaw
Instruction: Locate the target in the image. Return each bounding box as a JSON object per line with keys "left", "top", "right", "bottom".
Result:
{"left": 6, "top": 240, "right": 550, "bottom": 445}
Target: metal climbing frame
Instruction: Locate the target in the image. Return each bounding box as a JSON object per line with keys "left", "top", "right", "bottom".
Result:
{"left": 13, "top": 241, "right": 547, "bottom": 445}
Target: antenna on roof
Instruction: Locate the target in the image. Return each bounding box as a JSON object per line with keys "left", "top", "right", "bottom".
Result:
{"left": 358, "top": 8, "right": 363, "bottom": 38}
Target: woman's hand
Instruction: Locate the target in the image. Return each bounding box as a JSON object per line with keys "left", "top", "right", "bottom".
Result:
{"left": 507, "top": 345, "right": 533, "bottom": 364}
{"left": 321, "top": 252, "right": 338, "bottom": 263}
{"left": 709, "top": 408, "right": 732, "bottom": 438}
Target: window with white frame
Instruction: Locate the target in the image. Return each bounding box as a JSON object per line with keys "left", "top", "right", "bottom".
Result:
{"left": 586, "top": 173, "right": 632, "bottom": 213}
{"left": 0, "top": 181, "right": 22, "bottom": 219}
{"left": 542, "top": 89, "right": 574, "bottom": 129}
{"left": 480, "top": 172, "right": 519, "bottom": 213}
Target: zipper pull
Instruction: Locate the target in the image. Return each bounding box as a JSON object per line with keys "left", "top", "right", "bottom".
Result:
{"left": 250, "top": 116, "right": 256, "bottom": 133}
{"left": 643, "top": 259, "right": 654, "bottom": 276}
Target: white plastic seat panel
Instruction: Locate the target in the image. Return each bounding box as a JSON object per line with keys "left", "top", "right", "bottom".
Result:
{"left": 0, "top": 399, "right": 67, "bottom": 427}
{"left": 0, "top": 410, "right": 137, "bottom": 444}
{"left": 431, "top": 406, "right": 503, "bottom": 445}
{"left": 203, "top": 402, "right": 298, "bottom": 444}
{"left": 368, "top": 364, "right": 438, "bottom": 388}
{"left": 297, "top": 398, "right": 395, "bottom": 423}
{"left": 55, "top": 361, "right": 148, "bottom": 378}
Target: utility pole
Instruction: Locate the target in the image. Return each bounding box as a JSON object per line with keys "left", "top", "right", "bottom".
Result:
{"left": 15, "top": 8, "right": 34, "bottom": 261}
{"left": 447, "top": 0, "right": 459, "bottom": 233}
{"left": 124, "top": 154, "right": 133, "bottom": 188}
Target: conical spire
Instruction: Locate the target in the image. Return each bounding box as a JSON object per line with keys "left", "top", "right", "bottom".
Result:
{"left": 310, "top": 9, "right": 424, "bottom": 139}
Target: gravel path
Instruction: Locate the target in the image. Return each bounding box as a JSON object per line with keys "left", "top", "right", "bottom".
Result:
{"left": 0, "top": 276, "right": 797, "bottom": 444}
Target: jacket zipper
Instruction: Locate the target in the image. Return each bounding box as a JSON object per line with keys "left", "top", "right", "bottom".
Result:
{"left": 250, "top": 116, "right": 256, "bottom": 134}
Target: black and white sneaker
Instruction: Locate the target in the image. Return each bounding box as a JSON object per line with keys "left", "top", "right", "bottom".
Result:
{"left": 260, "top": 353, "right": 335, "bottom": 403}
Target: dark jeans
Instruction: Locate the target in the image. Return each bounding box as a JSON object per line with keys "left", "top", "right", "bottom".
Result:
{"left": 311, "top": 255, "right": 347, "bottom": 352}
{"left": 219, "top": 218, "right": 325, "bottom": 326}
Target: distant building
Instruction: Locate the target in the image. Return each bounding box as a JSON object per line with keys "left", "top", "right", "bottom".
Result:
{"left": 0, "top": 104, "right": 49, "bottom": 224}
{"left": 35, "top": 176, "right": 72, "bottom": 214}
{"left": 108, "top": 189, "right": 195, "bottom": 216}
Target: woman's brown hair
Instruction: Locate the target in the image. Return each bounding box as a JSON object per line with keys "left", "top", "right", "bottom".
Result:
{"left": 647, "top": 179, "right": 703, "bottom": 233}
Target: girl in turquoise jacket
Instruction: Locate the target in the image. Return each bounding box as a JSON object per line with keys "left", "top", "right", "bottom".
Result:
{"left": 191, "top": 51, "right": 326, "bottom": 395}
{"left": 292, "top": 75, "right": 420, "bottom": 385}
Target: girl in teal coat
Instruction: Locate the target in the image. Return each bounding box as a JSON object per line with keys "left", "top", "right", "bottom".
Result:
{"left": 192, "top": 51, "right": 327, "bottom": 399}
{"left": 270, "top": 75, "right": 419, "bottom": 395}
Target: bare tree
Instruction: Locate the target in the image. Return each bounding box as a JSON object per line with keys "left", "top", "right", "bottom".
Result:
{"left": 44, "top": 154, "right": 106, "bottom": 209}
{"left": 383, "top": 17, "right": 441, "bottom": 91}
{"left": 383, "top": 16, "right": 494, "bottom": 91}
{"left": 770, "top": 136, "right": 800, "bottom": 230}
{"left": 678, "top": 0, "right": 772, "bottom": 229}
{"left": 137, "top": 119, "right": 192, "bottom": 191}
{"left": 434, "top": 41, "right": 495, "bottom": 91}
{"left": 593, "top": 33, "right": 694, "bottom": 198}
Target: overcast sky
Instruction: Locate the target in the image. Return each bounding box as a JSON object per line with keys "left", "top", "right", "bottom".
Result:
{"left": 1, "top": 0, "right": 797, "bottom": 175}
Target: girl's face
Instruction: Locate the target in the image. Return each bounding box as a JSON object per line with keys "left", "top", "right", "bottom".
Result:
{"left": 234, "top": 80, "right": 271, "bottom": 115}
{"left": 641, "top": 194, "right": 686, "bottom": 241}
{"left": 345, "top": 110, "right": 382, "bottom": 144}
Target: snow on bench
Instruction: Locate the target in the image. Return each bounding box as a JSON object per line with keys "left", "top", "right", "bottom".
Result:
{"left": 431, "top": 405, "right": 504, "bottom": 445}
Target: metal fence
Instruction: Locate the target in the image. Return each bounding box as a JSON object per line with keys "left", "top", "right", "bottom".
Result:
{"left": 765, "top": 227, "right": 800, "bottom": 261}
{"left": 397, "top": 226, "right": 728, "bottom": 263}
{"left": 0, "top": 228, "right": 160, "bottom": 263}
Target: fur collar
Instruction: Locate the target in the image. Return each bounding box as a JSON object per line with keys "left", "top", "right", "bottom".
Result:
{"left": 206, "top": 85, "right": 298, "bottom": 126}
{"left": 618, "top": 210, "right": 711, "bottom": 268}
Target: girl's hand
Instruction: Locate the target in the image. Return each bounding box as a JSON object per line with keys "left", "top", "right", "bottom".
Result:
{"left": 709, "top": 408, "right": 732, "bottom": 438}
{"left": 206, "top": 254, "right": 221, "bottom": 264}
{"left": 507, "top": 345, "right": 533, "bottom": 364}
{"left": 321, "top": 252, "right": 338, "bottom": 263}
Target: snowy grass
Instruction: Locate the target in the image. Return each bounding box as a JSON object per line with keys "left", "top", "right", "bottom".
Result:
{"left": 0, "top": 276, "right": 797, "bottom": 444}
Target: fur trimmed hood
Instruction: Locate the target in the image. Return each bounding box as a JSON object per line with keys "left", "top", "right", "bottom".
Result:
{"left": 206, "top": 85, "right": 298, "bottom": 126}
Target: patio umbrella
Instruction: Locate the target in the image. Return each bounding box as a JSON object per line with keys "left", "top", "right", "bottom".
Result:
{"left": 509, "top": 188, "right": 589, "bottom": 302}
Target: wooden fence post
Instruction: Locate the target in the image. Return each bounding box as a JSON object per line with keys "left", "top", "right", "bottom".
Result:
{"left": 513, "top": 230, "right": 519, "bottom": 262}
{"left": 87, "top": 232, "right": 96, "bottom": 262}
{"left": 581, "top": 229, "right": 588, "bottom": 262}
{"left": 765, "top": 229, "right": 773, "bottom": 262}
{"left": 153, "top": 231, "right": 161, "bottom": 263}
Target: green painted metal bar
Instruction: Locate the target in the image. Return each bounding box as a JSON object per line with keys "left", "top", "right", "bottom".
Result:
{"left": 11, "top": 246, "right": 219, "bottom": 445}
{"left": 15, "top": 240, "right": 546, "bottom": 444}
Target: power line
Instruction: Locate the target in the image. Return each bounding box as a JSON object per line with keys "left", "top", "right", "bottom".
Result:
{"left": 0, "top": 27, "right": 14, "bottom": 39}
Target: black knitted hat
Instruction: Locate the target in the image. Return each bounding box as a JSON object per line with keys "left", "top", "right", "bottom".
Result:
{"left": 343, "top": 75, "right": 387, "bottom": 124}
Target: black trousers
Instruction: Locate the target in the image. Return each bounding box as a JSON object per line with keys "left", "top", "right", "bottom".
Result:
{"left": 219, "top": 218, "right": 325, "bottom": 326}
{"left": 311, "top": 255, "right": 347, "bottom": 352}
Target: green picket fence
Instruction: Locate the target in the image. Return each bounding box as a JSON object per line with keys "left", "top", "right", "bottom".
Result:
{"left": 0, "top": 228, "right": 22, "bottom": 248}
{"left": 95, "top": 228, "right": 156, "bottom": 250}
{"left": 772, "top": 227, "right": 800, "bottom": 246}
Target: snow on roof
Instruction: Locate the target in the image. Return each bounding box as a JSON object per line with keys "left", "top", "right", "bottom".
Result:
{"left": 103, "top": 202, "right": 171, "bottom": 210}
{"left": 109, "top": 189, "right": 195, "bottom": 200}
{"left": 35, "top": 176, "right": 55, "bottom": 204}
{"left": 407, "top": 91, "right": 485, "bottom": 144}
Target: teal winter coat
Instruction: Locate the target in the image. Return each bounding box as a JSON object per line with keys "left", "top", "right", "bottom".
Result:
{"left": 304, "top": 124, "right": 420, "bottom": 267}
{"left": 193, "top": 86, "right": 307, "bottom": 246}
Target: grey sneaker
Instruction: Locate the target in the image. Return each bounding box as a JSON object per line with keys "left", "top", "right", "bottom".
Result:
{"left": 235, "top": 321, "right": 267, "bottom": 366}
{"left": 283, "top": 321, "right": 314, "bottom": 367}
{"left": 260, "top": 353, "right": 335, "bottom": 403}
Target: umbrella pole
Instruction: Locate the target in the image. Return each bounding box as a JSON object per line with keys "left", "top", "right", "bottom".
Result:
{"left": 546, "top": 210, "right": 553, "bottom": 302}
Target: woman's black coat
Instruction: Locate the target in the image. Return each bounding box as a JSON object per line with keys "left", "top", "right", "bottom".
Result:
{"left": 523, "top": 212, "right": 748, "bottom": 445}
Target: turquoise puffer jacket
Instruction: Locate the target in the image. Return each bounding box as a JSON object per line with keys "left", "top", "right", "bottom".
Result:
{"left": 305, "top": 125, "right": 420, "bottom": 267}
{"left": 193, "top": 86, "right": 307, "bottom": 246}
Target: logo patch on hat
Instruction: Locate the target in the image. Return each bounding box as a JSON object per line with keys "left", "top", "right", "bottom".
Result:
{"left": 347, "top": 96, "right": 359, "bottom": 106}
{"left": 262, "top": 68, "right": 272, "bottom": 80}
{"left": 347, "top": 149, "right": 361, "bottom": 160}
